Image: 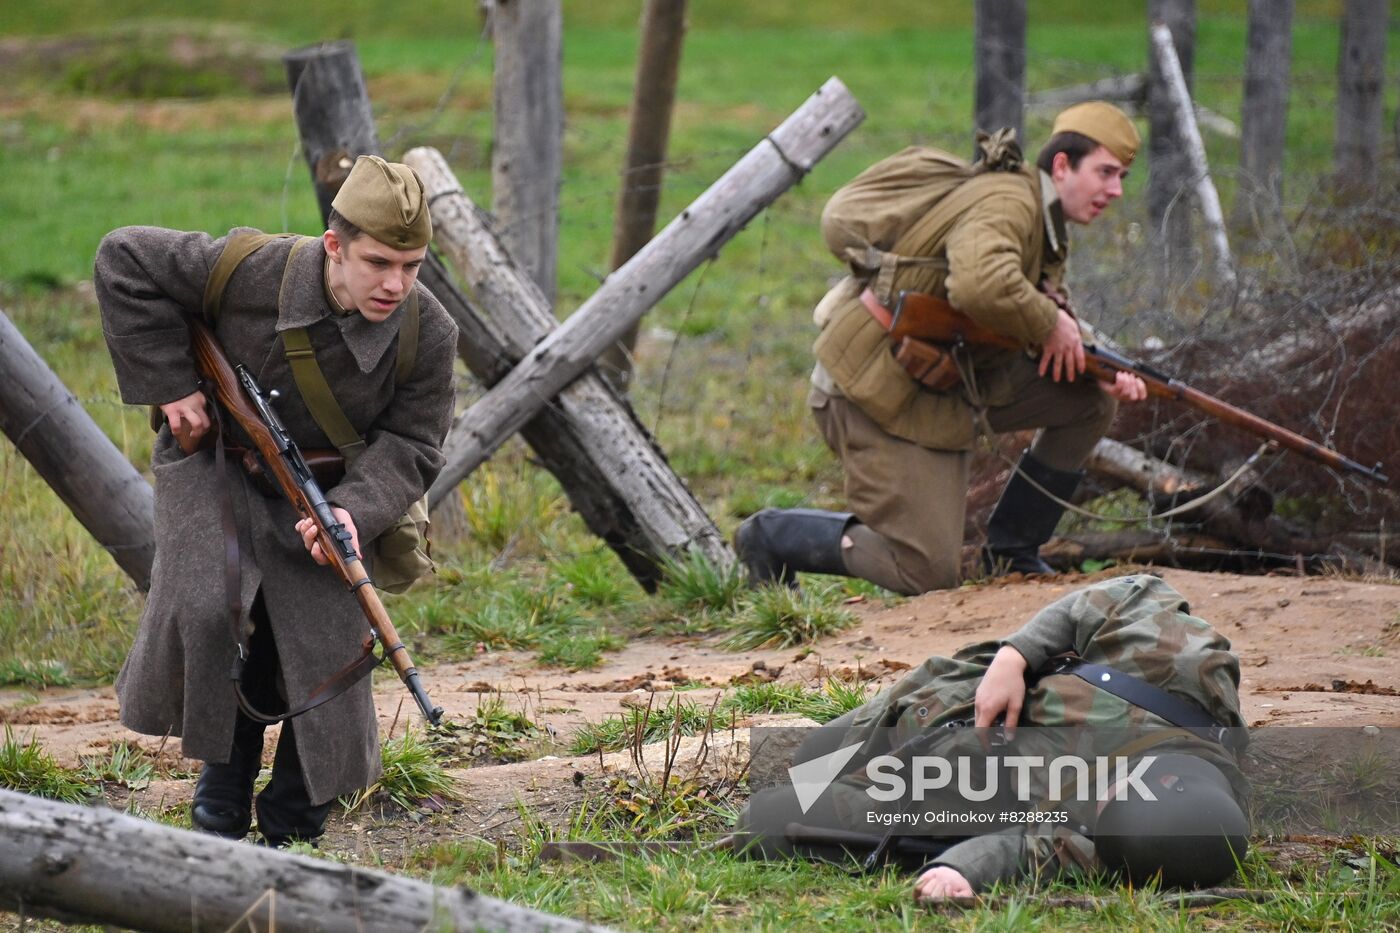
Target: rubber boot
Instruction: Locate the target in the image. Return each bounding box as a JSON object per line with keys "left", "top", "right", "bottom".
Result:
{"left": 191, "top": 713, "right": 265, "bottom": 839}
{"left": 981, "top": 452, "right": 1083, "bottom": 576}
{"left": 734, "top": 508, "right": 853, "bottom": 587}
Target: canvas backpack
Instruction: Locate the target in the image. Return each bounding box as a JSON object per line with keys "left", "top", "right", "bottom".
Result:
{"left": 819, "top": 128, "right": 1027, "bottom": 306}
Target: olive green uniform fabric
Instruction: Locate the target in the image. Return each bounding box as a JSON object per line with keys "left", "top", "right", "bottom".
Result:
{"left": 829, "top": 574, "right": 1247, "bottom": 891}
{"left": 96, "top": 226, "right": 457, "bottom": 805}
{"left": 809, "top": 158, "right": 1115, "bottom": 593}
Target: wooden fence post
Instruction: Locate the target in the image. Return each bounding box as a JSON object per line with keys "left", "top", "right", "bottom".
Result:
{"left": 1147, "top": 0, "right": 1197, "bottom": 290}
{"left": 974, "top": 0, "right": 1027, "bottom": 143}
{"left": 429, "top": 78, "right": 865, "bottom": 497}
{"left": 489, "top": 0, "right": 563, "bottom": 302}
{"left": 1236, "top": 0, "right": 1294, "bottom": 229}
{"left": 284, "top": 40, "right": 724, "bottom": 588}
{"left": 1335, "top": 0, "right": 1389, "bottom": 192}
{"left": 598, "top": 0, "right": 689, "bottom": 393}
{"left": 405, "top": 146, "right": 733, "bottom": 576}
{"left": 0, "top": 309, "right": 154, "bottom": 590}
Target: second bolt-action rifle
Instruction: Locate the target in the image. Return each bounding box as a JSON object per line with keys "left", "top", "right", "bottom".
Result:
{"left": 891, "top": 291, "right": 1388, "bottom": 485}
{"left": 188, "top": 316, "right": 444, "bottom": 725}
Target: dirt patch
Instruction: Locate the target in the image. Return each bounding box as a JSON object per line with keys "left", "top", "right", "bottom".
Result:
{"left": 5, "top": 568, "right": 1399, "bottom": 863}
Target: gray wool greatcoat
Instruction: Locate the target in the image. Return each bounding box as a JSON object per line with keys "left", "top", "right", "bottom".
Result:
{"left": 96, "top": 226, "right": 457, "bottom": 804}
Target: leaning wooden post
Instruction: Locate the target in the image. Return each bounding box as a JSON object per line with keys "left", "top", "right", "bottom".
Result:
{"left": 1334, "top": 0, "right": 1388, "bottom": 192}
{"left": 405, "top": 146, "right": 732, "bottom": 574}
{"left": 974, "top": 0, "right": 1026, "bottom": 142}
{"left": 0, "top": 310, "right": 154, "bottom": 590}
{"left": 429, "top": 78, "right": 865, "bottom": 497}
{"left": 1151, "top": 22, "right": 1237, "bottom": 292}
{"left": 1235, "top": 0, "right": 1293, "bottom": 225}
{"left": 490, "top": 0, "right": 563, "bottom": 302}
{"left": 0, "top": 788, "right": 616, "bottom": 933}
{"left": 598, "top": 0, "right": 689, "bottom": 393}
{"left": 285, "top": 40, "right": 716, "bottom": 588}
{"left": 1146, "top": 0, "right": 1196, "bottom": 291}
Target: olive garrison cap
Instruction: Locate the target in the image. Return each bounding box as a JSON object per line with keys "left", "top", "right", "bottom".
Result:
{"left": 330, "top": 155, "right": 432, "bottom": 250}
{"left": 1051, "top": 101, "right": 1140, "bottom": 166}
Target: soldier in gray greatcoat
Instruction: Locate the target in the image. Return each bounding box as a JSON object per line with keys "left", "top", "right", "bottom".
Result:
{"left": 96, "top": 155, "right": 457, "bottom": 845}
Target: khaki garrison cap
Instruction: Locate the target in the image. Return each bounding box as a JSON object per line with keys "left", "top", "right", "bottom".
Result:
{"left": 1051, "top": 101, "right": 1140, "bottom": 166}
{"left": 331, "top": 155, "right": 432, "bottom": 250}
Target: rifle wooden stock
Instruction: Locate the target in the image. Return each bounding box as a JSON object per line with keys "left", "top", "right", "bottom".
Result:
{"left": 891, "top": 291, "right": 1389, "bottom": 485}
{"left": 188, "top": 317, "right": 444, "bottom": 725}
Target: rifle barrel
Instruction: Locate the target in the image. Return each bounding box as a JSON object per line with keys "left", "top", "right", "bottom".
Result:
{"left": 1085, "top": 346, "right": 1388, "bottom": 484}
{"left": 891, "top": 291, "right": 1388, "bottom": 485}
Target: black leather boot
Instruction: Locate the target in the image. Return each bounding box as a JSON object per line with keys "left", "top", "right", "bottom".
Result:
{"left": 191, "top": 713, "right": 265, "bottom": 839}
{"left": 734, "top": 508, "right": 853, "bottom": 587}
{"left": 981, "top": 453, "right": 1082, "bottom": 576}
{"left": 254, "top": 720, "right": 333, "bottom": 848}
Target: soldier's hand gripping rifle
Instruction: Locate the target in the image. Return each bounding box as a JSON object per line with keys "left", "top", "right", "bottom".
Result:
{"left": 188, "top": 316, "right": 444, "bottom": 726}
{"left": 891, "top": 291, "right": 1389, "bottom": 485}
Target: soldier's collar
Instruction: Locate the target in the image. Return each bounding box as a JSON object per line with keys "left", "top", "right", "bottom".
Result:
{"left": 275, "top": 237, "right": 405, "bottom": 374}
{"left": 1039, "top": 169, "right": 1069, "bottom": 258}
{"left": 323, "top": 256, "right": 355, "bottom": 318}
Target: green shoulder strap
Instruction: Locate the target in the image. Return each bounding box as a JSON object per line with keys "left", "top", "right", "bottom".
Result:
{"left": 280, "top": 274, "right": 421, "bottom": 463}
{"left": 202, "top": 232, "right": 296, "bottom": 324}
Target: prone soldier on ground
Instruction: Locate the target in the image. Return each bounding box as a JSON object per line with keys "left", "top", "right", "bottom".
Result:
{"left": 737, "top": 574, "right": 1251, "bottom": 901}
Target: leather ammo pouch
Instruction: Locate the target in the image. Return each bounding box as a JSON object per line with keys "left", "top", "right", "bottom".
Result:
{"left": 892, "top": 336, "right": 962, "bottom": 392}
{"left": 859, "top": 287, "right": 963, "bottom": 393}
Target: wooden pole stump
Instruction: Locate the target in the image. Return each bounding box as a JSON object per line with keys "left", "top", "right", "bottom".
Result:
{"left": 489, "top": 0, "right": 563, "bottom": 302}
{"left": 1151, "top": 22, "right": 1236, "bottom": 293}
{"left": 599, "top": 0, "right": 689, "bottom": 393}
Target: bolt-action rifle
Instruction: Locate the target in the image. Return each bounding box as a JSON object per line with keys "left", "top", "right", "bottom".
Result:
{"left": 188, "top": 316, "right": 444, "bottom": 725}
{"left": 891, "top": 291, "right": 1388, "bottom": 485}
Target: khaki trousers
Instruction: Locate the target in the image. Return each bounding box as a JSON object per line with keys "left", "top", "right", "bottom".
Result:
{"left": 812, "top": 355, "right": 1116, "bottom": 595}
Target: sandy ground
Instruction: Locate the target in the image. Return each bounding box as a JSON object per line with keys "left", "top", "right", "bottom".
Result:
{"left": 3, "top": 567, "right": 1398, "bottom": 856}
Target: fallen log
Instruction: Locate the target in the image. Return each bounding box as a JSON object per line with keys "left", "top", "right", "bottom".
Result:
{"left": 0, "top": 788, "right": 615, "bottom": 933}
{"left": 405, "top": 146, "right": 732, "bottom": 571}
{"left": 430, "top": 77, "right": 866, "bottom": 495}
{"left": 1072, "top": 437, "right": 1396, "bottom": 571}
{"left": 0, "top": 309, "right": 154, "bottom": 590}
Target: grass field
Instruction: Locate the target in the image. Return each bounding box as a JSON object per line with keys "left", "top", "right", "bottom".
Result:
{"left": 2, "top": 1, "right": 1398, "bottom": 929}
